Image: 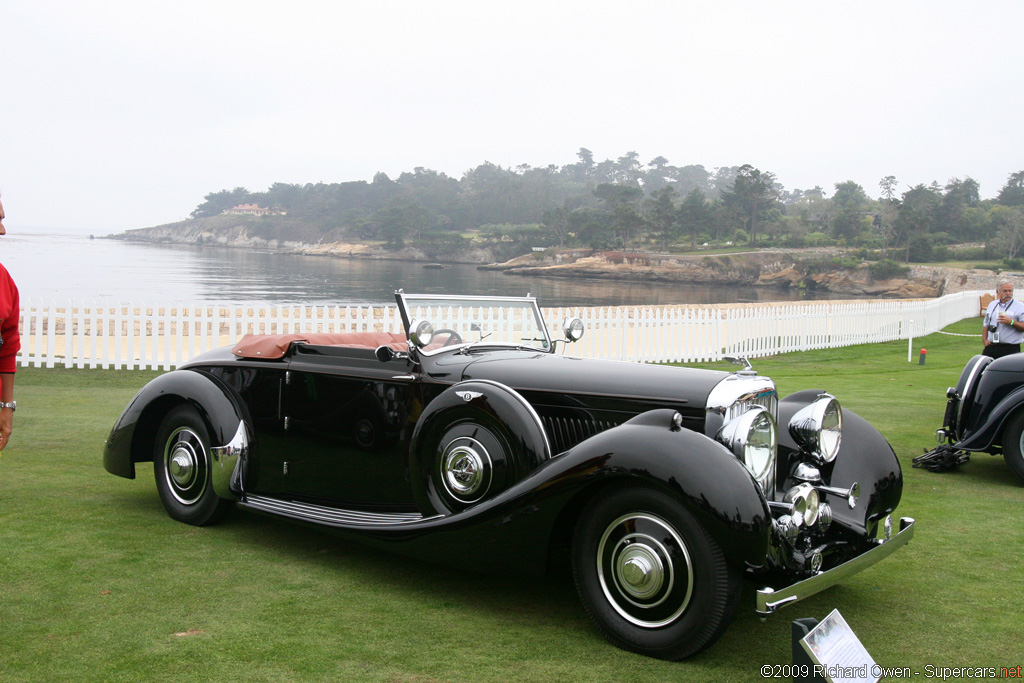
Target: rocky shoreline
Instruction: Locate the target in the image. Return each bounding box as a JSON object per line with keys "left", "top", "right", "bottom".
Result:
{"left": 112, "top": 219, "right": 1002, "bottom": 299}
{"left": 478, "top": 249, "right": 998, "bottom": 298}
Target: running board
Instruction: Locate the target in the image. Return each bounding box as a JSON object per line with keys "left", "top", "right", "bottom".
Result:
{"left": 240, "top": 494, "right": 440, "bottom": 528}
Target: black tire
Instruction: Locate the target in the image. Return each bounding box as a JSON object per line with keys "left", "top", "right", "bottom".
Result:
{"left": 571, "top": 487, "right": 742, "bottom": 660}
{"left": 153, "top": 405, "right": 233, "bottom": 526}
{"left": 1001, "top": 411, "right": 1024, "bottom": 485}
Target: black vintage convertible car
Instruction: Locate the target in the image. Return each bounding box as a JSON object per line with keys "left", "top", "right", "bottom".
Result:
{"left": 915, "top": 353, "right": 1024, "bottom": 484}
{"left": 104, "top": 292, "right": 914, "bottom": 660}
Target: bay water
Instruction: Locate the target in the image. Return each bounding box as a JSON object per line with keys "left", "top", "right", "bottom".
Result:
{"left": 5, "top": 229, "right": 847, "bottom": 308}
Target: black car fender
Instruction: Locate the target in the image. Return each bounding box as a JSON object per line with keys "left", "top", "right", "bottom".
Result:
{"left": 956, "top": 383, "right": 1024, "bottom": 452}
{"left": 777, "top": 390, "right": 902, "bottom": 536}
{"left": 103, "top": 369, "right": 249, "bottom": 496}
{"left": 357, "top": 408, "right": 771, "bottom": 575}
{"left": 545, "top": 409, "right": 773, "bottom": 570}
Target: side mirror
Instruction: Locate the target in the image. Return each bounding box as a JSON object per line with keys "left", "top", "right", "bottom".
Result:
{"left": 409, "top": 319, "right": 434, "bottom": 348}
{"left": 562, "top": 317, "right": 585, "bottom": 342}
{"left": 374, "top": 345, "right": 408, "bottom": 363}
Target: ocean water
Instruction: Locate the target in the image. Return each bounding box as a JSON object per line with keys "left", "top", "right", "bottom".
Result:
{"left": 4, "top": 228, "right": 844, "bottom": 308}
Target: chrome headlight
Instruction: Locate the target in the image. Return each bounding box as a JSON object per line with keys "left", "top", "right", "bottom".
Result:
{"left": 718, "top": 406, "right": 777, "bottom": 485}
{"left": 408, "top": 319, "right": 434, "bottom": 348}
{"left": 789, "top": 394, "right": 842, "bottom": 463}
{"left": 562, "top": 317, "right": 585, "bottom": 342}
{"left": 784, "top": 482, "right": 820, "bottom": 527}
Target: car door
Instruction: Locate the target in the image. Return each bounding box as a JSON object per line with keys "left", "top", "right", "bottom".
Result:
{"left": 279, "top": 342, "right": 422, "bottom": 509}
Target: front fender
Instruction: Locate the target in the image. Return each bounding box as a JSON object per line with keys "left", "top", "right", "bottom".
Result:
{"left": 103, "top": 369, "right": 247, "bottom": 497}
{"left": 554, "top": 409, "right": 773, "bottom": 570}
{"left": 340, "top": 409, "right": 771, "bottom": 575}
{"left": 956, "top": 384, "right": 1024, "bottom": 452}
{"left": 777, "top": 391, "right": 902, "bottom": 536}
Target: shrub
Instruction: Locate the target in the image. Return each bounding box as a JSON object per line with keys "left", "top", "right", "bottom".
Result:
{"left": 804, "top": 232, "right": 833, "bottom": 246}
{"left": 830, "top": 256, "right": 862, "bottom": 269}
{"left": 951, "top": 246, "right": 987, "bottom": 260}
{"left": 931, "top": 246, "right": 953, "bottom": 262}
{"left": 869, "top": 259, "right": 911, "bottom": 280}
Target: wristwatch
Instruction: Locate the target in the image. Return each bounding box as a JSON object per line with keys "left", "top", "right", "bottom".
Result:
{"left": 0, "top": 401, "right": 16, "bottom": 411}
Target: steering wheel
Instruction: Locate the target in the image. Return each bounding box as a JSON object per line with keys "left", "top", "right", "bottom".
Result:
{"left": 433, "top": 329, "right": 464, "bottom": 347}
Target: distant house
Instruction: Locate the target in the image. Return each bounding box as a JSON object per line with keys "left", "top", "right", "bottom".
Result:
{"left": 224, "top": 203, "right": 287, "bottom": 216}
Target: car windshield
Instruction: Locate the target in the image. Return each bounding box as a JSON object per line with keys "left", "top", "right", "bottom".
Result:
{"left": 397, "top": 293, "right": 552, "bottom": 355}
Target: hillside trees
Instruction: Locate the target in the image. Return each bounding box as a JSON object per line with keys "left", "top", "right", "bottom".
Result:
{"left": 894, "top": 184, "right": 941, "bottom": 261}
{"left": 191, "top": 187, "right": 252, "bottom": 219}
{"left": 997, "top": 171, "right": 1024, "bottom": 207}
{"left": 541, "top": 207, "right": 571, "bottom": 249}
{"left": 185, "top": 154, "right": 1024, "bottom": 263}
{"left": 647, "top": 186, "right": 679, "bottom": 247}
{"left": 720, "top": 164, "right": 781, "bottom": 245}
{"left": 593, "top": 183, "right": 645, "bottom": 249}
{"left": 831, "top": 181, "right": 870, "bottom": 240}
{"left": 938, "top": 177, "right": 981, "bottom": 240}
{"left": 675, "top": 188, "right": 713, "bottom": 249}
{"left": 878, "top": 176, "right": 900, "bottom": 257}
{"left": 991, "top": 206, "right": 1024, "bottom": 259}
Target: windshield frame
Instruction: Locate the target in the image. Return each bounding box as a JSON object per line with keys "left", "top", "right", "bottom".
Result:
{"left": 394, "top": 291, "right": 553, "bottom": 356}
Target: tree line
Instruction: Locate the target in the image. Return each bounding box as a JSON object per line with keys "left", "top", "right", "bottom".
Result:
{"left": 189, "top": 148, "right": 1024, "bottom": 264}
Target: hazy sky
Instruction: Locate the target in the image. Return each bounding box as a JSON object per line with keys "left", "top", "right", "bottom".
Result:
{"left": 4, "top": 0, "right": 1023, "bottom": 233}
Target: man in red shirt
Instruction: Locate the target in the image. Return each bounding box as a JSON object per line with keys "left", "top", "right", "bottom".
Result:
{"left": 0, "top": 194, "right": 21, "bottom": 454}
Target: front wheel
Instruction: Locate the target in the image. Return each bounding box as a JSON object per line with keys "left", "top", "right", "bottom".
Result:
{"left": 1001, "top": 411, "right": 1024, "bottom": 485}
{"left": 153, "top": 405, "right": 233, "bottom": 526}
{"left": 571, "top": 487, "right": 741, "bottom": 660}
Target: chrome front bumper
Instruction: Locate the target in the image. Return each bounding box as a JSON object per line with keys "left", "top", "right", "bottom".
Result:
{"left": 756, "top": 516, "right": 915, "bottom": 618}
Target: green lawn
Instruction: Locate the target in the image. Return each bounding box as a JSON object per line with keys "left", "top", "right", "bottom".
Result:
{"left": 1, "top": 317, "right": 1020, "bottom": 682}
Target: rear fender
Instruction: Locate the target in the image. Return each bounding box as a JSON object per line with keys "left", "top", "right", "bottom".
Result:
{"left": 103, "top": 369, "right": 248, "bottom": 499}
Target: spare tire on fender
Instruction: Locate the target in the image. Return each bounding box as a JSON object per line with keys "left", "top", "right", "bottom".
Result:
{"left": 410, "top": 380, "right": 552, "bottom": 515}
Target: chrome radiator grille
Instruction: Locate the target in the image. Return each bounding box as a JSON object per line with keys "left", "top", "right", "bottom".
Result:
{"left": 726, "top": 390, "right": 779, "bottom": 423}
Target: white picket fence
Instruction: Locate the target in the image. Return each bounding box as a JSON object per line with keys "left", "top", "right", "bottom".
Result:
{"left": 16, "top": 290, "right": 986, "bottom": 370}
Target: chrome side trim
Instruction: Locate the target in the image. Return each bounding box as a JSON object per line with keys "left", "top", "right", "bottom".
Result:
{"left": 755, "top": 517, "right": 915, "bottom": 618}
{"left": 210, "top": 420, "right": 249, "bottom": 501}
{"left": 240, "top": 494, "right": 440, "bottom": 527}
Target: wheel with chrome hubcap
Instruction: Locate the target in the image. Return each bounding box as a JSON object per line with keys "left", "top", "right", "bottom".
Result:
{"left": 572, "top": 487, "right": 741, "bottom": 660}
{"left": 429, "top": 423, "right": 506, "bottom": 511}
{"left": 153, "top": 405, "right": 233, "bottom": 526}
{"left": 441, "top": 436, "right": 491, "bottom": 502}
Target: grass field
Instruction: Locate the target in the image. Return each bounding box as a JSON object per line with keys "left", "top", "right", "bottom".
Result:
{"left": 1, "top": 317, "right": 1022, "bottom": 682}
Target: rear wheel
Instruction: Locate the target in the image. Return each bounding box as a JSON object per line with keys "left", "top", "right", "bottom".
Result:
{"left": 1001, "top": 411, "right": 1024, "bottom": 485}
{"left": 153, "top": 405, "right": 233, "bottom": 525}
{"left": 571, "top": 487, "right": 741, "bottom": 660}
